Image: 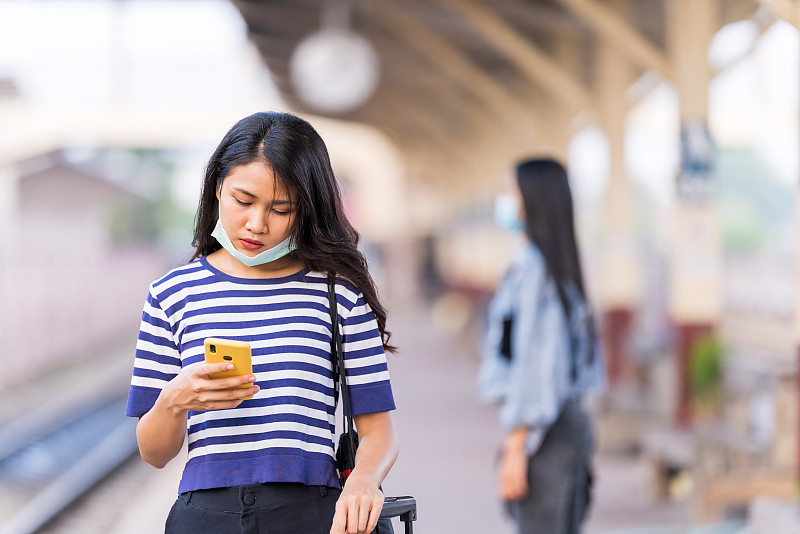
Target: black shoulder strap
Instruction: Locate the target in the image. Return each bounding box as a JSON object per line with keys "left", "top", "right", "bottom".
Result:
{"left": 327, "top": 276, "right": 356, "bottom": 443}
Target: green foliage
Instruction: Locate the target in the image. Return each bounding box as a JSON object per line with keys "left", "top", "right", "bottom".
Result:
{"left": 106, "top": 149, "right": 193, "bottom": 248}
{"left": 717, "top": 148, "right": 793, "bottom": 254}
{"left": 689, "top": 334, "right": 724, "bottom": 401}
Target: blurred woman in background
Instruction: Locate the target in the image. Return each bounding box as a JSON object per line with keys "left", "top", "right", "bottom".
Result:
{"left": 479, "top": 158, "right": 605, "bottom": 534}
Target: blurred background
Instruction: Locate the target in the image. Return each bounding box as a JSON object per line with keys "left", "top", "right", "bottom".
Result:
{"left": 0, "top": 0, "right": 798, "bottom": 533}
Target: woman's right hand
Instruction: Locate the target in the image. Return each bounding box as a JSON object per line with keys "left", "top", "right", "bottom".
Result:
{"left": 137, "top": 362, "right": 258, "bottom": 468}
{"left": 498, "top": 427, "right": 530, "bottom": 501}
{"left": 498, "top": 446, "right": 529, "bottom": 501}
{"left": 157, "top": 362, "right": 259, "bottom": 415}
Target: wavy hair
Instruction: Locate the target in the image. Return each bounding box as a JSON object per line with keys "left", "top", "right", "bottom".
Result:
{"left": 191, "top": 111, "right": 395, "bottom": 352}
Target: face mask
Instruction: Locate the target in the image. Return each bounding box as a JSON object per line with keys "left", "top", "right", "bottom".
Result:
{"left": 494, "top": 193, "right": 524, "bottom": 232}
{"left": 211, "top": 219, "right": 297, "bottom": 267}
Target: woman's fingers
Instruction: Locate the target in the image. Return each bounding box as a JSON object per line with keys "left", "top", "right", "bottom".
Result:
{"left": 356, "top": 497, "right": 371, "bottom": 533}
{"left": 179, "top": 362, "right": 259, "bottom": 410}
{"left": 193, "top": 385, "right": 259, "bottom": 411}
{"left": 197, "top": 361, "right": 234, "bottom": 377}
{"left": 498, "top": 448, "right": 529, "bottom": 501}
{"left": 331, "top": 487, "right": 383, "bottom": 534}
{"left": 364, "top": 496, "right": 382, "bottom": 533}
{"left": 193, "top": 362, "right": 257, "bottom": 389}
{"left": 211, "top": 373, "right": 257, "bottom": 390}
{"left": 330, "top": 500, "right": 347, "bottom": 534}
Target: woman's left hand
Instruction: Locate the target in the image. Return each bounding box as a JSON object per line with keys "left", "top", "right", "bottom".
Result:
{"left": 330, "top": 472, "right": 384, "bottom": 534}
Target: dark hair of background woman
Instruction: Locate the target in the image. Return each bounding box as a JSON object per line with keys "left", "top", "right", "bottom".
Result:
{"left": 191, "top": 111, "right": 395, "bottom": 352}
{"left": 515, "top": 158, "right": 588, "bottom": 313}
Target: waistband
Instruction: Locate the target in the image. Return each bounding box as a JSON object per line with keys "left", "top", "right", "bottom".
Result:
{"left": 181, "top": 483, "right": 339, "bottom": 512}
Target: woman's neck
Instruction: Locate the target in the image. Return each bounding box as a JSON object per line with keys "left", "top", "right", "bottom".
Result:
{"left": 206, "top": 248, "right": 305, "bottom": 279}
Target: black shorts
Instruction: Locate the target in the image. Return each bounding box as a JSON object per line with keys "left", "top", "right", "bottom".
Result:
{"left": 165, "top": 482, "right": 341, "bottom": 534}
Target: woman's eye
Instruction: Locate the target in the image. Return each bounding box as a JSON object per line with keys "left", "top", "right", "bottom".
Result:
{"left": 235, "top": 198, "right": 251, "bottom": 206}
{"left": 272, "top": 209, "right": 289, "bottom": 215}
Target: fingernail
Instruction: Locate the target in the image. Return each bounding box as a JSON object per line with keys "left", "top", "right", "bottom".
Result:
{"left": 253, "top": 385, "right": 260, "bottom": 392}
{"left": 227, "top": 364, "right": 234, "bottom": 370}
{"left": 249, "top": 375, "right": 256, "bottom": 382}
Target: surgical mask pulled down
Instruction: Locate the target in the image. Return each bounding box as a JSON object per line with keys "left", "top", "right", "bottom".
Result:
{"left": 211, "top": 219, "right": 297, "bottom": 267}
{"left": 494, "top": 193, "right": 524, "bottom": 232}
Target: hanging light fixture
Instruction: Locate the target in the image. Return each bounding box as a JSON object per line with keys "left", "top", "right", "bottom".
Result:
{"left": 289, "top": 0, "right": 380, "bottom": 114}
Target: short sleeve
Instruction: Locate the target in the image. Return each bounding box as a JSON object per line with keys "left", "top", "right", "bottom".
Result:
{"left": 340, "top": 292, "right": 395, "bottom": 416}
{"left": 125, "top": 289, "right": 182, "bottom": 417}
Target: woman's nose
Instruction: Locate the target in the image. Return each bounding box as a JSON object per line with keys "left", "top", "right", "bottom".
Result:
{"left": 245, "top": 209, "right": 269, "bottom": 233}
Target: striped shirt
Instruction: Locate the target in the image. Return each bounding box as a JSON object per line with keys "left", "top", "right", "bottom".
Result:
{"left": 125, "top": 257, "right": 395, "bottom": 493}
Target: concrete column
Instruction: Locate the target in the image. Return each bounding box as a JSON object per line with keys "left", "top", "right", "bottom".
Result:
{"left": 0, "top": 165, "right": 19, "bottom": 372}
{"left": 667, "top": 0, "right": 721, "bottom": 427}
{"left": 596, "top": 0, "right": 640, "bottom": 388}
{"left": 794, "top": 186, "right": 800, "bottom": 480}
{"left": 0, "top": 165, "right": 19, "bottom": 245}
{"left": 796, "top": 2, "right": 800, "bottom": 483}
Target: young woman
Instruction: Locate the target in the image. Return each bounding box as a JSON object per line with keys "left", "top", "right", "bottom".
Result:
{"left": 126, "top": 112, "right": 399, "bottom": 534}
{"left": 479, "top": 158, "right": 605, "bottom": 534}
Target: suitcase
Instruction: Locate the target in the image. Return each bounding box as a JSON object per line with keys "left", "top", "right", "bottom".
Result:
{"left": 380, "top": 496, "right": 418, "bottom": 533}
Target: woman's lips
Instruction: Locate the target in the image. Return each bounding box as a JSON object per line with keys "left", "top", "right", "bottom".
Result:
{"left": 239, "top": 238, "right": 263, "bottom": 251}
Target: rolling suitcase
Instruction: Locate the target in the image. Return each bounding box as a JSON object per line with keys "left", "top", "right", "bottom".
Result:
{"left": 380, "top": 496, "right": 418, "bottom": 533}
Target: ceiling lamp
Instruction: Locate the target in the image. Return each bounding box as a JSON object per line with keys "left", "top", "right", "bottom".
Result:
{"left": 289, "top": 0, "right": 380, "bottom": 114}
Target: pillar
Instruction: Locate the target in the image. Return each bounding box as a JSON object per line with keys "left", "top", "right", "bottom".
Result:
{"left": 597, "top": 0, "right": 640, "bottom": 388}
{"left": 796, "top": 185, "right": 800, "bottom": 479}
{"left": 667, "top": 0, "right": 721, "bottom": 427}
{"left": 796, "top": 1, "right": 800, "bottom": 482}
{"left": 0, "top": 165, "right": 19, "bottom": 383}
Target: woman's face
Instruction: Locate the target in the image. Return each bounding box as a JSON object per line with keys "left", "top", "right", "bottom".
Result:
{"left": 216, "top": 160, "right": 297, "bottom": 257}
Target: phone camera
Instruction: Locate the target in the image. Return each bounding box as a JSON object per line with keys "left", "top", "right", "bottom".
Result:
{"left": 223, "top": 356, "right": 233, "bottom": 361}
{"left": 210, "top": 344, "right": 216, "bottom": 353}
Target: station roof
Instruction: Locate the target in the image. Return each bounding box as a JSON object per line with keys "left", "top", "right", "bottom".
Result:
{"left": 231, "top": 0, "right": 777, "bottom": 185}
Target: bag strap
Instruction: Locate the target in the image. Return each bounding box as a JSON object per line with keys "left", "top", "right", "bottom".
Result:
{"left": 327, "top": 276, "right": 357, "bottom": 455}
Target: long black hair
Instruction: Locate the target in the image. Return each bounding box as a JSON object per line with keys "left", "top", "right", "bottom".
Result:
{"left": 515, "top": 158, "right": 588, "bottom": 313}
{"left": 191, "top": 111, "right": 395, "bottom": 352}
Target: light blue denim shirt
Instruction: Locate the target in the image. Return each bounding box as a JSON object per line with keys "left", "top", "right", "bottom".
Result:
{"left": 478, "top": 243, "right": 605, "bottom": 454}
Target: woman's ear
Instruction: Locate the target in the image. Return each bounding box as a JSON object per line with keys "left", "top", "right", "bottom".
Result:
{"left": 216, "top": 182, "right": 222, "bottom": 201}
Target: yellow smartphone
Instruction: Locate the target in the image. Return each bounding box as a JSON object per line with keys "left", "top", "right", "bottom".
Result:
{"left": 204, "top": 338, "right": 254, "bottom": 400}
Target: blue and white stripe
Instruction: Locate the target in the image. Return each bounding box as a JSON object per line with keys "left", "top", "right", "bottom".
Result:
{"left": 126, "top": 257, "right": 395, "bottom": 492}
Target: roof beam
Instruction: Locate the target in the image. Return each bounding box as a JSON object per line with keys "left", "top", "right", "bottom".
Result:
{"left": 363, "top": 27, "right": 485, "bottom": 131}
{"left": 373, "top": 1, "right": 549, "bottom": 177}
{"left": 437, "top": 0, "right": 591, "bottom": 114}
{"left": 377, "top": 1, "right": 523, "bottom": 119}
{"left": 721, "top": 0, "right": 761, "bottom": 26}
{"left": 756, "top": 0, "right": 800, "bottom": 27}
{"left": 556, "top": 0, "right": 673, "bottom": 79}
{"left": 376, "top": 92, "right": 475, "bottom": 165}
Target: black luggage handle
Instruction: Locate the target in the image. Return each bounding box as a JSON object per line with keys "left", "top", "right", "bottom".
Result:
{"left": 381, "top": 496, "right": 417, "bottom": 534}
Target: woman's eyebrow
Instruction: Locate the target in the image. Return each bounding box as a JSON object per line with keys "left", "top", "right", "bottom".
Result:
{"left": 231, "top": 186, "right": 294, "bottom": 205}
{"left": 232, "top": 187, "right": 256, "bottom": 198}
